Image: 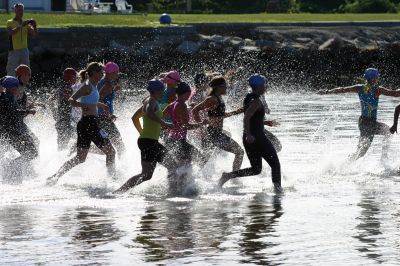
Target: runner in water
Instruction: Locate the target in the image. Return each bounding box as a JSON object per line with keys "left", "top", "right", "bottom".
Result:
{"left": 47, "top": 62, "right": 116, "bottom": 185}
{"left": 260, "top": 90, "right": 282, "bottom": 153}
{"left": 218, "top": 74, "right": 282, "bottom": 192}
{"left": 54, "top": 68, "right": 77, "bottom": 150}
{"left": 319, "top": 68, "right": 400, "bottom": 160}
{"left": 98, "top": 62, "right": 125, "bottom": 156}
{"left": 188, "top": 72, "right": 209, "bottom": 108}
{"left": 192, "top": 76, "right": 244, "bottom": 171}
{"left": 0, "top": 76, "right": 38, "bottom": 163}
{"left": 164, "top": 81, "right": 207, "bottom": 167}
{"left": 159, "top": 70, "right": 181, "bottom": 143}
{"left": 115, "top": 79, "right": 174, "bottom": 193}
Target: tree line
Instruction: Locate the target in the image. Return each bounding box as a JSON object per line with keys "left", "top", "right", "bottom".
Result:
{"left": 127, "top": 0, "right": 400, "bottom": 13}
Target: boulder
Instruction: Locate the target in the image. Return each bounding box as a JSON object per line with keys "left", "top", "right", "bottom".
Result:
{"left": 176, "top": 41, "right": 201, "bottom": 55}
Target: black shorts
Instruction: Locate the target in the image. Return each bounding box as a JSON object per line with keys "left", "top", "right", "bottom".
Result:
{"left": 138, "top": 138, "right": 167, "bottom": 163}
{"left": 77, "top": 116, "right": 110, "bottom": 149}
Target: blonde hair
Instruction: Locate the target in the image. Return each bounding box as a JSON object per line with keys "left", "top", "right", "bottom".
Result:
{"left": 79, "top": 62, "right": 103, "bottom": 82}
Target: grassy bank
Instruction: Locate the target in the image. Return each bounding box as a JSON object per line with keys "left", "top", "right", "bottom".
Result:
{"left": 0, "top": 12, "right": 400, "bottom": 27}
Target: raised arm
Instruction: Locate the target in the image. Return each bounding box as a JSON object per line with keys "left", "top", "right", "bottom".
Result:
{"left": 174, "top": 104, "right": 205, "bottom": 130}
{"left": 378, "top": 86, "right": 400, "bottom": 97}
{"left": 319, "top": 85, "right": 360, "bottom": 95}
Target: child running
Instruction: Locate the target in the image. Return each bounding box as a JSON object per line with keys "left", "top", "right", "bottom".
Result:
{"left": 98, "top": 62, "right": 125, "bottom": 156}
{"left": 192, "top": 76, "right": 244, "bottom": 171}
{"left": 218, "top": 74, "right": 282, "bottom": 191}
{"left": 47, "top": 62, "right": 116, "bottom": 185}
{"left": 319, "top": 68, "right": 400, "bottom": 160}
{"left": 115, "top": 79, "right": 174, "bottom": 193}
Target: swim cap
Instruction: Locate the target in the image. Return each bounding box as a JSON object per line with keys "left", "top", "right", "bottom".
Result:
{"left": 147, "top": 79, "right": 165, "bottom": 93}
{"left": 248, "top": 74, "right": 267, "bottom": 89}
{"left": 63, "top": 68, "right": 77, "bottom": 82}
{"left": 15, "top": 64, "right": 31, "bottom": 77}
{"left": 209, "top": 76, "right": 226, "bottom": 88}
{"left": 363, "top": 68, "right": 379, "bottom": 81}
{"left": 176, "top": 82, "right": 191, "bottom": 96}
{"left": 163, "top": 71, "right": 181, "bottom": 85}
{"left": 1, "top": 76, "right": 19, "bottom": 89}
{"left": 104, "top": 62, "right": 119, "bottom": 74}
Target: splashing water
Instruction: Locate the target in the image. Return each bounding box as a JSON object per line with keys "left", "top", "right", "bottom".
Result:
{"left": 1, "top": 89, "right": 400, "bottom": 265}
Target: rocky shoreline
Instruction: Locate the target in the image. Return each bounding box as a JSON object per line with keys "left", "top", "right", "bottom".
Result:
{"left": 2, "top": 24, "right": 400, "bottom": 91}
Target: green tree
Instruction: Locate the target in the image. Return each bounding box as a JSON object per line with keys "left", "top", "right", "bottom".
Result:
{"left": 342, "top": 0, "right": 397, "bottom": 13}
{"left": 297, "top": 0, "right": 346, "bottom": 13}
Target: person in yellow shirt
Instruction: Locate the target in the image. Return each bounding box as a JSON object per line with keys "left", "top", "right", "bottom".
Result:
{"left": 6, "top": 3, "right": 38, "bottom": 76}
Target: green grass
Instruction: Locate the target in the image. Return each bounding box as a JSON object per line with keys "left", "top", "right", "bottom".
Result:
{"left": 1, "top": 12, "right": 400, "bottom": 27}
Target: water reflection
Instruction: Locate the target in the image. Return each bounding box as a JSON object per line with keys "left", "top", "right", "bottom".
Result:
{"left": 58, "top": 208, "right": 121, "bottom": 263}
{"left": 239, "top": 194, "right": 284, "bottom": 265}
{"left": 353, "top": 190, "right": 384, "bottom": 264}
{"left": 0, "top": 206, "right": 33, "bottom": 242}
{"left": 135, "top": 200, "right": 195, "bottom": 262}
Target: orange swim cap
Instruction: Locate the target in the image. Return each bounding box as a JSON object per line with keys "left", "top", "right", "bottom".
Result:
{"left": 15, "top": 64, "right": 31, "bottom": 77}
{"left": 63, "top": 68, "right": 77, "bottom": 82}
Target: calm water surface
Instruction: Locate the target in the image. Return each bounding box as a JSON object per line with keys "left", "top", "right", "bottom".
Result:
{"left": 1, "top": 92, "right": 400, "bottom": 265}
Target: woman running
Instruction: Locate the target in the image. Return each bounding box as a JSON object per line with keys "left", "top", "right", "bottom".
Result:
{"left": 192, "top": 76, "right": 244, "bottom": 171}
{"left": 47, "top": 62, "right": 116, "bottom": 185}
{"left": 218, "top": 74, "right": 282, "bottom": 192}
{"left": 320, "top": 68, "right": 400, "bottom": 160}
{"left": 98, "top": 62, "right": 125, "bottom": 156}
{"left": 115, "top": 79, "right": 174, "bottom": 193}
{"left": 164, "top": 81, "right": 207, "bottom": 166}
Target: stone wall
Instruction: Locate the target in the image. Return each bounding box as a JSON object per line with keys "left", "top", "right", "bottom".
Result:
{"left": 2, "top": 23, "right": 400, "bottom": 90}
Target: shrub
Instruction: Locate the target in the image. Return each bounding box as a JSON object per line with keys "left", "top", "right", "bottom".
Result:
{"left": 342, "top": 0, "right": 398, "bottom": 13}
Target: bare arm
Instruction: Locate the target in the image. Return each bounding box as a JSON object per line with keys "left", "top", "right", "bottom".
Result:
{"left": 131, "top": 105, "right": 144, "bottom": 134}
{"left": 68, "top": 85, "right": 90, "bottom": 107}
{"left": 378, "top": 86, "right": 400, "bottom": 97}
{"left": 174, "top": 104, "right": 204, "bottom": 130}
{"left": 99, "top": 83, "right": 112, "bottom": 102}
{"left": 225, "top": 107, "right": 244, "bottom": 118}
{"left": 192, "top": 96, "right": 218, "bottom": 122}
{"left": 319, "top": 85, "right": 360, "bottom": 95}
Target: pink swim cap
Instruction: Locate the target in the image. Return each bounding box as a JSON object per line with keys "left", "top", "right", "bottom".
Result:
{"left": 104, "top": 62, "right": 119, "bottom": 74}
{"left": 163, "top": 70, "right": 181, "bottom": 85}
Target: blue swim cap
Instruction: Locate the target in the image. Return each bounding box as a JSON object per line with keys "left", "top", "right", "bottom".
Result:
{"left": 363, "top": 68, "right": 379, "bottom": 81}
{"left": 159, "top": 13, "right": 172, "bottom": 24}
{"left": 147, "top": 79, "right": 165, "bottom": 93}
{"left": 248, "top": 74, "right": 267, "bottom": 89}
{"left": 1, "top": 76, "right": 19, "bottom": 89}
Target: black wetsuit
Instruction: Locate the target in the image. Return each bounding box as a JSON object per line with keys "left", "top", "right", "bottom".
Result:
{"left": 55, "top": 84, "right": 74, "bottom": 149}
{"left": 226, "top": 93, "right": 281, "bottom": 185}
{"left": 0, "top": 92, "right": 38, "bottom": 160}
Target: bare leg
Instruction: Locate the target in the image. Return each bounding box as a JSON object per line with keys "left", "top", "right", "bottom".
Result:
{"left": 114, "top": 161, "right": 156, "bottom": 193}
{"left": 222, "top": 140, "right": 244, "bottom": 171}
{"left": 47, "top": 147, "right": 89, "bottom": 185}
{"left": 99, "top": 142, "right": 116, "bottom": 176}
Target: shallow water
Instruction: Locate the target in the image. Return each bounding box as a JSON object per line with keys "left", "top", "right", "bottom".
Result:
{"left": 1, "top": 91, "right": 400, "bottom": 265}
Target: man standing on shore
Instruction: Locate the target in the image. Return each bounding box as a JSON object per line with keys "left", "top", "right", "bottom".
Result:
{"left": 6, "top": 3, "right": 38, "bottom": 76}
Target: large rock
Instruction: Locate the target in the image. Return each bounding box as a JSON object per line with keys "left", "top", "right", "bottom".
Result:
{"left": 176, "top": 41, "right": 201, "bottom": 55}
{"left": 354, "top": 37, "right": 378, "bottom": 51}
{"left": 230, "top": 36, "right": 244, "bottom": 47}
{"left": 255, "top": 40, "right": 278, "bottom": 48}
{"left": 318, "top": 38, "right": 355, "bottom": 51}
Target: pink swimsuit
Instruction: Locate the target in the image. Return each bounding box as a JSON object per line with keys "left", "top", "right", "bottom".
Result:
{"left": 168, "top": 99, "right": 188, "bottom": 140}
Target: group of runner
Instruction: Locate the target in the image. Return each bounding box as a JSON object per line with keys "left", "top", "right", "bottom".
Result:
{"left": 2, "top": 62, "right": 400, "bottom": 194}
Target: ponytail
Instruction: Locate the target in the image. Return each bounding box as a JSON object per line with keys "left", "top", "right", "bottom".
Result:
{"left": 79, "top": 62, "right": 104, "bottom": 83}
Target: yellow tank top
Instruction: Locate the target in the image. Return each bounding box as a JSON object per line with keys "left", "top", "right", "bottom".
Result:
{"left": 140, "top": 109, "right": 163, "bottom": 140}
